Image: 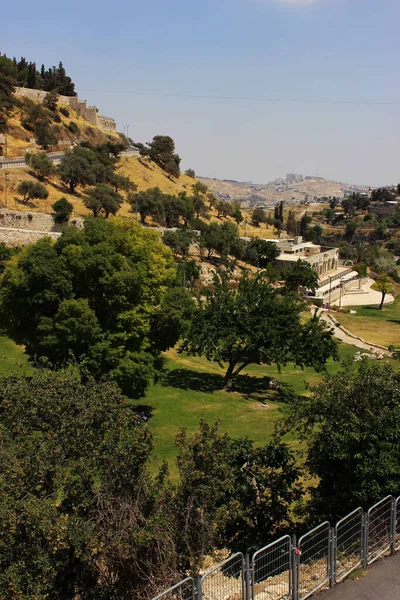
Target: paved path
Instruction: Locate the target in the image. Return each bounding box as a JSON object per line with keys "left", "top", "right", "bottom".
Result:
{"left": 340, "top": 277, "right": 394, "bottom": 307}
{"left": 319, "top": 552, "right": 400, "bottom": 599}
{"left": 317, "top": 310, "right": 391, "bottom": 356}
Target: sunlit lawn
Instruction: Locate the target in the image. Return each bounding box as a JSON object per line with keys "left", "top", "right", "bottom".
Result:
{"left": 334, "top": 296, "right": 400, "bottom": 348}
{"left": 0, "top": 335, "right": 32, "bottom": 377}
{"left": 146, "top": 343, "right": 360, "bottom": 475}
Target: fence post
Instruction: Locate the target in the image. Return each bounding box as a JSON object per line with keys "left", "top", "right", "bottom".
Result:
{"left": 329, "top": 527, "right": 336, "bottom": 589}
{"left": 363, "top": 511, "right": 369, "bottom": 565}
{"left": 291, "top": 534, "right": 298, "bottom": 600}
{"left": 195, "top": 575, "right": 202, "bottom": 600}
{"left": 390, "top": 496, "right": 396, "bottom": 555}
{"left": 245, "top": 553, "right": 251, "bottom": 600}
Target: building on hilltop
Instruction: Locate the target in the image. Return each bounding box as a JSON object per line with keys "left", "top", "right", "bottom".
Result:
{"left": 274, "top": 236, "right": 358, "bottom": 306}
{"left": 14, "top": 87, "right": 116, "bottom": 134}
{"left": 286, "top": 173, "right": 303, "bottom": 184}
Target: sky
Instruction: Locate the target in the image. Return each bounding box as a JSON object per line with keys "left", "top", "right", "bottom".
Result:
{"left": 3, "top": 0, "right": 400, "bottom": 186}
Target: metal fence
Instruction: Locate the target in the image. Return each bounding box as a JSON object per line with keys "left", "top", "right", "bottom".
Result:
{"left": 152, "top": 494, "right": 400, "bottom": 600}
{"left": 334, "top": 507, "right": 363, "bottom": 582}
{"left": 366, "top": 495, "right": 393, "bottom": 564}
{"left": 152, "top": 577, "right": 196, "bottom": 600}
{"left": 251, "top": 535, "right": 291, "bottom": 600}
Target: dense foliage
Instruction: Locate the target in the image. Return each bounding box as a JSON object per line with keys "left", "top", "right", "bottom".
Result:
{"left": 182, "top": 271, "right": 338, "bottom": 389}
{"left": 0, "top": 371, "right": 301, "bottom": 599}
{"left": 0, "top": 218, "right": 191, "bottom": 398}
{"left": 285, "top": 362, "right": 400, "bottom": 521}
{"left": 0, "top": 52, "right": 76, "bottom": 95}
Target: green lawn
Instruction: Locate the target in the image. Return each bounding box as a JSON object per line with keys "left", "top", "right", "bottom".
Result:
{"left": 0, "top": 332, "right": 390, "bottom": 480}
{"left": 0, "top": 335, "right": 32, "bottom": 377}
{"left": 334, "top": 296, "right": 400, "bottom": 348}
{"left": 146, "top": 343, "right": 359, "bottom": 475}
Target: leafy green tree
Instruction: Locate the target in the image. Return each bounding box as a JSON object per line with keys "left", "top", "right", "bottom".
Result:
{"left": 185, "top": 168, "right": 196, "bottom": 178}
{"left": 342, "top": 197, "right": 357, "bottom": 218}
{"left": 83, "top": 185, "right": 123, "bottom": 218}
{"left": 286, "top": 209, "right": 298, "bottom": 235}
{"left": 52, "top": 197, "right": 73, "bottom": 223}
{"left": 192, "top": 194, "right": 206, "bottom": 219}
{"left": 274, "top": 201, "right": 284, "bottom": 223}
{"left": 129, "top": 187, "right": 164, "bottom": 224}
{"left": 27, "top": 152, "right": 54, "bottom": 180}
{"left": 0, "top": 55, "right": 17, "bottom": 131}
{"left": 231, "top": 200, "right": 243, "bottom": 225}
{"left": 109, "top": 173, "right": 136, "bottom": 193}
{"left": 175, "top": 259, "right": 201, "bottom": 288}
{"left": 299, "top": 211, "right": 311, "bottom": 237}
{"left": 0, "top": 369, "right": 180, "bottom": 599}
{"left": 161, "top": 194, "right": 186, "bottom": 228}
{"left": 305, "top": 225, "right": 323, "bottom": 244}
{"left": 216, "top": 200, "right": 232, "bottom": 219}
{"left": 371, "top": 188, "right": 396, "bottom": 203}
{"left": 244, "top": 238, "right": 280, "bottom": 268}
{"left": 144, "top": 135, "right": 181, "bottom": 177}
{"left": 163, "top": 229, "right": 195, "bottom": 257}
{"left": 192, "top": 181, "right": 208, "bottom": 196}
{"left": 58, "top": 146, "right": 108, "bottom": 193}
{"left": 17, "top": 180, "right": 48, "bottom": 203}
{"left": 345, "top": 220, "right": 358, "bottom": 240}
{"left": 200, "top": 221, "right": 239, "bottom": 259}
{"left": 35, "top": 120, "right": 57, "bottom": 150}
{"left": 284, "top": 362, "right": 400, "bottom": 521}
{"left": 283, "top": 259, "right": 319, "bottom": 294}
{"left": 252, "top": 207, "right": 267, "bottom": 227}
{"left": 176, "top": 421, "right": 300, "bottom": 560}
{"left": 182, "top": 271, "right": 337, "bottom": 390}
{"left": 43, "top": 89, "right": 58, "bottom": 111}
{"left": 0, "top": 219, "right": 185, "bottom": 398}
{"left": 0, "top": 243, "right": 19, "bottom": 274}
{"left": 179, "top": 193, "right": 195, "bottom": 226}
{"left": 375, "top": 274, "right": 393, "bottom": 309}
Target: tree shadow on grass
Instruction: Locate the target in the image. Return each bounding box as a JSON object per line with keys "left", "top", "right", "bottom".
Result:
{"left": 161, "top": 367, "right": 270, "bottom": 399}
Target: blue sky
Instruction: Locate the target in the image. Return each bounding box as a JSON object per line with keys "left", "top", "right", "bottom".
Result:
{"left": 3, "top": 0, "right": 400, "bottom": 186}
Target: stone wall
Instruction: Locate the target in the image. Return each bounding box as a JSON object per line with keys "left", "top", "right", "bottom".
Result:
{"left": 14, "top": 87, "right": 116, "bottom": 133}
{"left": 0, "top": 228, "right": 61, "bottom": 246}
{"left": 0, "top": 210, "right": 84, "bottom": 233}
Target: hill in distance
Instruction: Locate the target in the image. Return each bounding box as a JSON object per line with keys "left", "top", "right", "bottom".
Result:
{"left": 199, "top": 174, "right": 370, "bottom": 206}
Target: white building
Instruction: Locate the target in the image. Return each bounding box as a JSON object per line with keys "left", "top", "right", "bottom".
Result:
{"left": 274, "top": 236, "right": 358, "bottom": 305}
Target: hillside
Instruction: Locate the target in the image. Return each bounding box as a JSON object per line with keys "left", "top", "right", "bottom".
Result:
{"left": 199, "top": 175, "right": 369, "bottom": 205}
{"left": 0, "top": 157, "right": 279, "bottom": 238}
{"left": 4, "top": 96, "right": 119, "bottom": 159}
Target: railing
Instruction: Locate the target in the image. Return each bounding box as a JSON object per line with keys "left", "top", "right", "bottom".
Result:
{"left": 152, "top": 494, "right": 400, "bottom": 600}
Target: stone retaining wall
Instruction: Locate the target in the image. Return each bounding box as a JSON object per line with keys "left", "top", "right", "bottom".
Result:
{"left": 0, "top": 228, "right": 61, "bottom": 246}
{"left": 0, "top": 210, "right": 84, "bottom": 233}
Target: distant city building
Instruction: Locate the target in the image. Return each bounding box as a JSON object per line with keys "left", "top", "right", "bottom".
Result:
{"left": 286, "top": 173, "right": 303, "bottom": 184}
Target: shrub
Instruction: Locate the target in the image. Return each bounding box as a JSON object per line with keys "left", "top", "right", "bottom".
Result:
{"left": 67, "top": 121, "right": 80, "bottom": 135}
{"left": 59, "top": 106, "right": 70, "bottom": 117}
{"left": 52, "top": 197, "right": 74, "bottom": 223}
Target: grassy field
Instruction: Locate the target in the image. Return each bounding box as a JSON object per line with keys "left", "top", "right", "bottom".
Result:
{"left": 333, "top": 297, "right": 400, "bottom": 348}
{"left": 146, "top": 343, "right": 360, "bottom": 474}
{"left": 0, "top": 335, "right": 32, "bottom": 377}
{"left": 1, "top": 331, "right": 394, "bottom": 478}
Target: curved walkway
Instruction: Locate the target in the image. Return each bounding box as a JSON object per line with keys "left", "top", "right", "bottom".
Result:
{"left": 317, "top": 310, "right": 391, "bottom": 356}
{"left": 319, "top": 552, "right": 400, "bottom": 600}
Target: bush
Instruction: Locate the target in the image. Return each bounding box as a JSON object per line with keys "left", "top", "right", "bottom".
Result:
{"left": 67, "top": 121, "right": 80, "bottom": 135}
{"left": 52, "top": 113, "right": 62, "bottom": 123}
{"left": 59, "top": 106, "right": 70, "bottom": 117}
{"left": 52, "top": 197, "right": 74, "bottom": 223}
